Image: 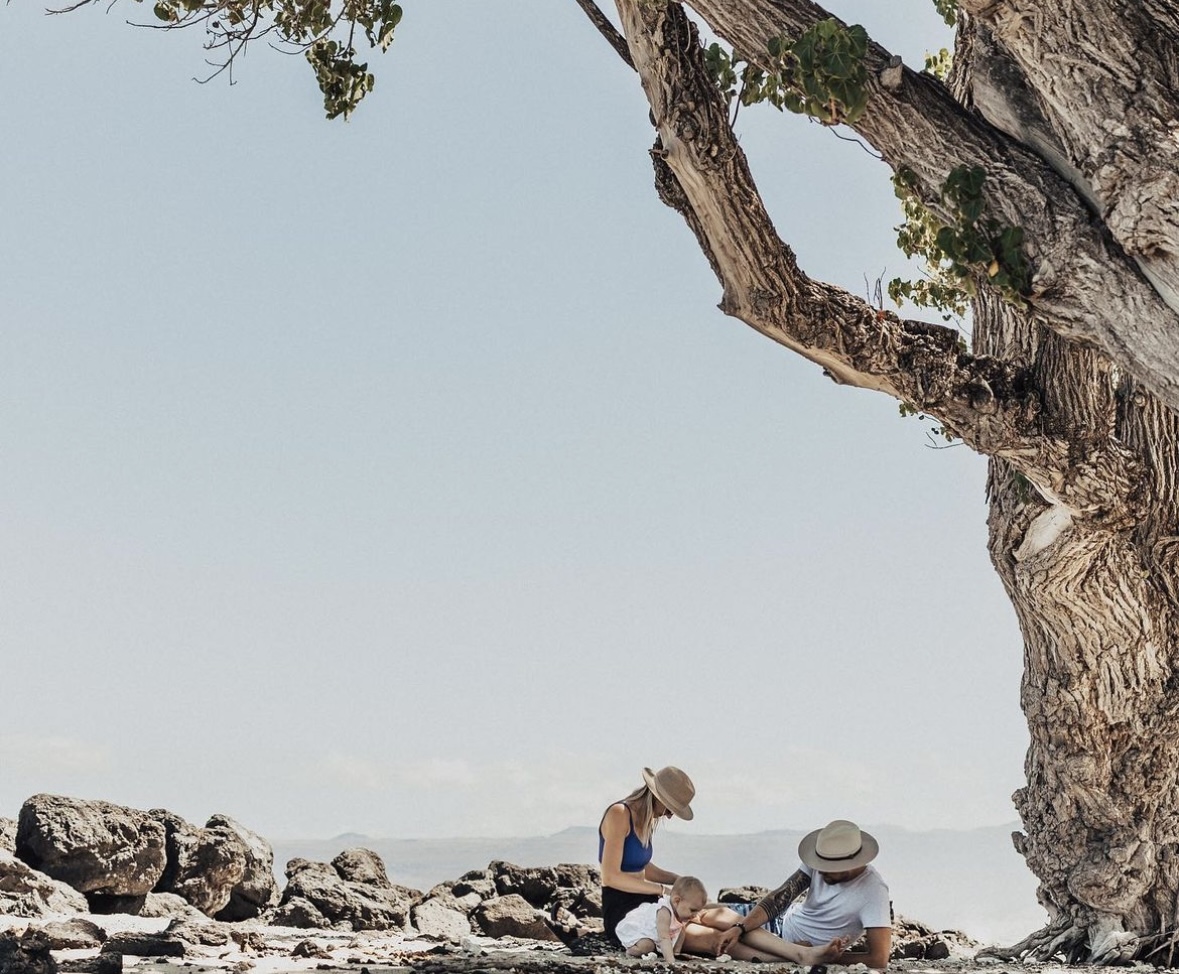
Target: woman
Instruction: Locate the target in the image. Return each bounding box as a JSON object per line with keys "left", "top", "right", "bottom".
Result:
{"left": 598, "top": 766, "right": 696, "bottom": 946}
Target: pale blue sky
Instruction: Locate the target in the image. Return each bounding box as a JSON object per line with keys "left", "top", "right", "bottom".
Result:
{"left": 1, "top": 0, "right": 1028, "bottom": 848}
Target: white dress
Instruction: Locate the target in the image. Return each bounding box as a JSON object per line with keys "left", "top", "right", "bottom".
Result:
{"left": 614, "top": 895, "right": 685, "bottom": 949}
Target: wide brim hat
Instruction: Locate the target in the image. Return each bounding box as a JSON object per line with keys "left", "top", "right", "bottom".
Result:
{"left": 642, "top": 766, "right": 695, "bottom": 821}
{"left": 798, "top": 820, "right": 878, "bottom": 871}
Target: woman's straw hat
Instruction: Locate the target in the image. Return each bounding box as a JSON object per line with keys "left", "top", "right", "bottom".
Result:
{"left": 797, "top": 819, "right": 878, "bottom": 871}
{"left": 641, "top": 766, "right": 695, "bottom": 820}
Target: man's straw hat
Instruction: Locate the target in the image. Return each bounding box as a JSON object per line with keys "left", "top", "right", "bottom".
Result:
{"left": 798, "top": 819, "right": 878, "bottom": 871}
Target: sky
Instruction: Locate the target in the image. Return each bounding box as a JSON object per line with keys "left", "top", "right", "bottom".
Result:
{"left": 0, "top": 0, "right": 1030, "bottom": 852}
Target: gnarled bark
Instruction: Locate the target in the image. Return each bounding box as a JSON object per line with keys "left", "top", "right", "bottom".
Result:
{"left": 681, "top": 0, "right": 1179, "bottom": 425}
{"left": 609, "top": 0, "right": 1179, "bottom": 961}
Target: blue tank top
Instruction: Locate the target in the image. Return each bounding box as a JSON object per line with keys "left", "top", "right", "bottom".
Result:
{"left": 598, "top": 803, "right": 653, "bottom": 873}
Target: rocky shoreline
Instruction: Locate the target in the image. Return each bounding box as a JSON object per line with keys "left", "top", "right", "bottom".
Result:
{"left": 2, "top": 794, "right": 994, "bottom": 974}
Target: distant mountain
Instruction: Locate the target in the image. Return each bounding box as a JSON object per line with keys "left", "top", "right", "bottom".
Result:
{"left": 273, "top": 823, "right": 1045, "bottom": 946}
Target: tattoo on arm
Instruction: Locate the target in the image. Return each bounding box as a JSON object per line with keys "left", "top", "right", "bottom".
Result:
{"left": 754, "top": 869, "right": 811, "bottom": 921}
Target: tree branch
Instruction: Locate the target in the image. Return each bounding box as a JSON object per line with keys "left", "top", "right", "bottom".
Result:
{"left": 613, "top": 0, "right": 1143, "bottom": 518}
{"left": 571, "top": 0, "right": 634, "bottom": 71}
{"left": 680, "top": 0, "right": 1179, "bottom": 420}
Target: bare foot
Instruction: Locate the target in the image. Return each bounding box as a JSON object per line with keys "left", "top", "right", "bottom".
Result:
{"left": 803, "top": 938, "right": 847, "bottom": 964}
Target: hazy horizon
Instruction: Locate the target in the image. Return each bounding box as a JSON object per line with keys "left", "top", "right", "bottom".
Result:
{"left": 270, "top": 821, "right": 1043, "bottom": 946}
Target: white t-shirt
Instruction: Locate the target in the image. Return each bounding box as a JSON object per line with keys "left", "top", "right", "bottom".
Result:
{"left": 778, "top": 864, "right": 891, "bottom": 945}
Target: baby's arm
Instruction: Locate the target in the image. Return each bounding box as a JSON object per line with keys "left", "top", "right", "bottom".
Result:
{"left": 655, "top": 906, "right": 677, "bottom": 962}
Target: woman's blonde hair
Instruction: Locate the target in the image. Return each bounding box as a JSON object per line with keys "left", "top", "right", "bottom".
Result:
{"left": 621, "top": 783, "right": 660, "bottom": 845}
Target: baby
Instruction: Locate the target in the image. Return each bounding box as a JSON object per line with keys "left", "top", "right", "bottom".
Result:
{"left": 615, "top": 875, "right": 708, "bottom": 962}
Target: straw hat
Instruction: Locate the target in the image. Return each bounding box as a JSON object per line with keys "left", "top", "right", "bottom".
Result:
{"left": 641, "top": 766, "right": 695, "bottom": 820}
{"left": 798, "top": 820, "right": 878, "bottom": 871}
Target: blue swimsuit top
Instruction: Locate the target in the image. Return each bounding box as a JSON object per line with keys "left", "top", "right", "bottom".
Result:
{"left": 598, "top": 803, "right": 653, "bottom": 873}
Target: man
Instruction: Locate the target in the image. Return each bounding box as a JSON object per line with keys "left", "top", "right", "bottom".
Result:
{"left": 707, "top": 820, "right": 892, "bottom": 970}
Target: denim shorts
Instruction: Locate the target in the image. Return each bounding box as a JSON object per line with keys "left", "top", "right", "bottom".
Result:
{"left": 725, "top": 902, "right": 788, "bottom": 940}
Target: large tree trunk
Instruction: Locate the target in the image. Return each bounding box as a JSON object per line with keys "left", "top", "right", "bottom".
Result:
{"left": 605, "top": 0, "right": 1179, "bottom": 960}
{"left": 975, "top": 290, "right": 1179, "bottom": 963}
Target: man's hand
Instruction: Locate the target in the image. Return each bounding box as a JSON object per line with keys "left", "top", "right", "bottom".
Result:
{"left": 715, "top": 925, "right": 743, "bottom": 956}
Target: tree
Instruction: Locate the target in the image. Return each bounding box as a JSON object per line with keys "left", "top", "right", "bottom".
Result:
{"left": 53, "top": 0, "right": 1179, "bottom": 962}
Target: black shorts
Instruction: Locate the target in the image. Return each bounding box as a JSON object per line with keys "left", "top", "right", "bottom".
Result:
{"left": 602, "top": 886, "right": 659, "bottom": 944}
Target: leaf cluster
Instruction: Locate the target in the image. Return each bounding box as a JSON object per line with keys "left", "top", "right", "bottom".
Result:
{"left": 144, "top": 0, "right": 402, "bottom": 119}
{"left": 931, "top": 0, "right": 958, "bottom": 27}
{"left": 889, "top": 165, "right": 1032, "bottom": 317}
{"left": 923, "top": 47, "right": 952, "bottom": 82}
{"left": 704, "top": 18, "right": 870, "bottom": 126}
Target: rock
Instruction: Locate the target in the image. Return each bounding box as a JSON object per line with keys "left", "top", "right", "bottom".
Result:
{"left": 16, "top": 796, "right": 165, "bottom": 898}
{"left": 149, "top": 810, "right": 247, "bottom": 917}
{"left": 451, "top": 878, "right": 496, "bottom": 900}
{"left": 275, "top": 852, "right": 419, "bottom": 932}
{"left": 331, "top": 849, "right": 391, "bottom": 889}
{"left": 99, "top": 933, "right": 184, "bottom": 958}
{"left": 30, "top": 920, "right": 106, "bottom": 950}
{"left": 426, "top": 882, "right": 455, "bottom": 900}
{"left": 0, "top": 851, "right": 89, "bottom": 917}
{"left": 164, "top": 919, "right": 230, "bottom": 947}
{"left": 138, "top": 893, "right": 205, "bottom": 920}
{"left": 268, "top": 896, "right": 331, "bottom": 930}
{"left": 553, "top": 864, "right": 599, "bottom": 890}
{"left": 411, "top": 898, "right": 471, "bottom": 941}
{"left": 206, "top": 816, "right": 277, "bottom": 921}
{"left": 453, "top": 892, "right": 482, "bottom": 912}
{"left": 490, "top": 863, "right": 557, "bottom": 907}
{"left": 473, "top": 895, "right": 561, "bottom": 942}
{"left": 57, "top": 956, "right": 121, "bottom": 974}
{"left": 290, "top": 940, "right": 333, "bottom": 960}
{"left": 566, "top": 931, "right": 617, "bottom": 956}
{"left": 717, "top": 886, "right": 769, "bottom": 904}
{"left": 228, "top": 931, "right": 267, "bottom": 953}
{"left": 925, "top": 939, "right": 951, "bottom": 960}
{"left": 82, "top": 896, "right": 145, "bottom": 917}
{"left": 551, "top": 887, "right": 601, "bottom": 920}
{"left": 0, "top": 821, "right": 16, "bottom": 855}
{"left": 0, "top": 929, "right": 57, "bottom": 974}
{"left": 575, "top": 886, "right": 602, "bottom": 919}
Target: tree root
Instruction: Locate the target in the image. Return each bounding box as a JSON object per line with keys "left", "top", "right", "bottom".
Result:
{"left": 977, "top": 917, "right": 1179, "bottom": 966}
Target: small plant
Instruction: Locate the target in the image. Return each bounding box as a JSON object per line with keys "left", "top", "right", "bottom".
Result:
{"left": 923, "top": 48, "right": 952, "bottom": 82}
{"left": 898, "top": 402, "right": 957, "bottom": 443}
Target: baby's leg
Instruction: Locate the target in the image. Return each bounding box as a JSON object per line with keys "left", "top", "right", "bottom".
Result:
{"left": 626, "top": 939, "right": 656, "bottom": 958}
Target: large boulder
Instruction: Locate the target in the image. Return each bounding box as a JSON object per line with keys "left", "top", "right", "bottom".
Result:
{"left": 410, "top": 897, "right": 471, "bottom": 940}
{"left": 16, "top": 796, "right": 165, "bottom": 899}
{"left": 330, "top": 849, "right": 390, "bottom": 888}
{"left": 205, "top": 815, "right": 277, "bottom": 921}
{"left": 0, "top": 851, "right": 89, "bottom": 917}
{"left": 267, "top": 896, "right": 331, "bottom": 930}
{"left": 149, "top": 811, "right": 247, "bottom": 917}
{"left": 473, "top": 894, "right": 561, "bottom": 942}
{"left": 275, "top": 852, "right": 420, "bottom": 931}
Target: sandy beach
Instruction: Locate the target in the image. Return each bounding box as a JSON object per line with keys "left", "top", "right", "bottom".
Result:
{"left": 0, "top": 910, "right": 1128, "bottom": 974}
